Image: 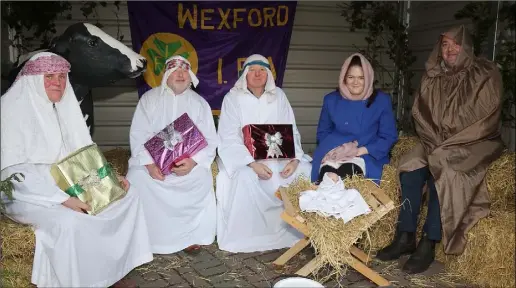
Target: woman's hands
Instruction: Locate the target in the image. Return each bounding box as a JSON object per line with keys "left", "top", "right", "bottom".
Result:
{"left": 356, "top": 146, "right": 369, "bottom": 156}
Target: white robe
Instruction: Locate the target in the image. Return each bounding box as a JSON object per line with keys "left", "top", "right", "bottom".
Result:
{"left": 216, "top": 87, "right": 312, "bottom": 253}
{"left": 1, "top": 160, "right": 153, "bottom": 287}
{"left": 0, "top": 52, "right": 153, "bottom": 287}
{"left": 126, "top": 87, "right": 218, "bottom": 254}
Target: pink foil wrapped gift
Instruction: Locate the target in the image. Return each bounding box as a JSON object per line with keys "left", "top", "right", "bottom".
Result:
{"left": 144, "top": 113, "right": 208, "bottom": 175}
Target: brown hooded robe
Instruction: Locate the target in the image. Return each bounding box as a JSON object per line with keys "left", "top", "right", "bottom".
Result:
{"left": 398, "top": 25, "right": 504, "bottom": 255}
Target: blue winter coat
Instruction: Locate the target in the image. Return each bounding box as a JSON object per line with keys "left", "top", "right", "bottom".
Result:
{"left": 311, "top": 90, "right": 398, "bottom": 184}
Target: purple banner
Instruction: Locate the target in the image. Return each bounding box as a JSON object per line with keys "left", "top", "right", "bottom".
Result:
{"left": 128, "top": 1, "right": 297, "bottom": 111}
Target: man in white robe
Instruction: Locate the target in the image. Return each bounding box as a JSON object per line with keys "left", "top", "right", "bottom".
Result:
{"left": 216, "top": 54, "right": 312, "bottom": 253}
{"left": 126, "top": 55, "right": 218, "bottom": 255}
{"left": 0, "top": 52, "right": 153, "bottom": 287}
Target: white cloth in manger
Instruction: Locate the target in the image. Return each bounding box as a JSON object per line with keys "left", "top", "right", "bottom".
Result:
{"left": 298, "top": 173, "right": 371, "bottom": 223}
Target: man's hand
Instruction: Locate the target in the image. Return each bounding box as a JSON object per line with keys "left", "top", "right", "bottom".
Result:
{"left": 249, "top": 162, "right": 273, "bottom": 180}
{"left": 146, "top": 163, "right": 165, "bottom": 181}
{"left": 356, "top": 147, "right": 369, "bottom": 157}
{"left": 281, "top": 159, "right": 300, "bottom": 179}
{"left": 117, "top": 175, "right": 131, "bottom": 192}
{"left": 171, "top": 158, "right": 197, "bottom": 176}
{"left": 62, "top": 197, "right": 90, "bottom": 213}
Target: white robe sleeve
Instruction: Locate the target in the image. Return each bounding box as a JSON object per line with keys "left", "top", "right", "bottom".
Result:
{"left": 217, "top": 94, "right": 255, "bottom": 178}
{"left": 1, "top": 163, "right": 70, "bottom": 208}
{"left": 190, "top": 100, "right": 219, "bottom": 169}
{"left": 280, "top": 91, "right": 305, "bottom": 161}
{"left": 129, "top": 96, "right": 155, "bottom": 166}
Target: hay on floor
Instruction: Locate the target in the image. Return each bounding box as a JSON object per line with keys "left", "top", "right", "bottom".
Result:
{"left": 0, "top": 217, "right": 35, "bottom": 288}
{"left": 435, "top": 210, "right": 515, "bottom": 288}
{"left": 282, "top": 175, "right": 394, "bottom": 279}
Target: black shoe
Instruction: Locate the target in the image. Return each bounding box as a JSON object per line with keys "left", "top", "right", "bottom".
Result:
{"left": 402, "top": 235, "right": 436, "bottom": 274}
{"left": 375, "top": 231, "right": 416, "bottom": 261}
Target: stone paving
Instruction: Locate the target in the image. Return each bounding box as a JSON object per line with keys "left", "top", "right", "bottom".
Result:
{"left": 126, "top": 243, "right": 470, "bottom": 288}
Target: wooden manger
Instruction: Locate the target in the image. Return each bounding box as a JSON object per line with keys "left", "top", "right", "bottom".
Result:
{"left": 273, "top": 180, "right": 395, "bottom": 286}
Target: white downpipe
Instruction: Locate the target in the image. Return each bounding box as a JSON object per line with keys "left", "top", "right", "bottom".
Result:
{"left": 491, "top": 0, "right": 501, "bottom": 61}
{"left": 397, "top": 0, "right": 411, "bottom": 134}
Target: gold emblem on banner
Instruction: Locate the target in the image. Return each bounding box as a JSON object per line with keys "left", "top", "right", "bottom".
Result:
{"left": 140, "top": 33, "right": 198, "bottom": 88}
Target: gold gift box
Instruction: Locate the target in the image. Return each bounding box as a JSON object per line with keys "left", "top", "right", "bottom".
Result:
{"left": 50, "top": 143, "right": 127, "bottom": 215}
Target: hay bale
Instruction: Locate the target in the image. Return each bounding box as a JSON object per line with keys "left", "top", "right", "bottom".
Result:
{"left": 390, "top": 135, "right": 419, "bottom": 166}
{"left": 358, "top": 164, "right": 400, "bottom": 251}
{"left": 486, "top": 151, "right": 515, "bottom": 212}
{"left": 282, "top": 175, "right": 394, "bottom": 279}
{"left": 0, "top": 217, "right": 35, "bottom": 288}
{"left": 211, "top": 161, "right": 218, "bottom": 189}
{"left": 435, "top": 210, "right": 515, "bottom": 288}
{"left": 103, "top": 147, "right": 131, "bottom": 176}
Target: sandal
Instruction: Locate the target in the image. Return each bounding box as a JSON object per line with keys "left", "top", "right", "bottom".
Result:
{"left": 183, "top": 244, "right": 201, "bottom": 255}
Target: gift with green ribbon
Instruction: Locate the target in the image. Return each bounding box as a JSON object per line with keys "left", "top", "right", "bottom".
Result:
{"left": 50, "top": 143, "right": 127, "bottom": 215}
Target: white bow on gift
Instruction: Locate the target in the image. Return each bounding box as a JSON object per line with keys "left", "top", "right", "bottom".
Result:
{"left": 157, "top": 125, "right": 183, "bottom": 168}
{"left": 264, "top": 132, "right": 284, "bottom": 158}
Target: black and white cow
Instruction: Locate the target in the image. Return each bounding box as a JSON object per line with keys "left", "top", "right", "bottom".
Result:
{"left": 4, "top": 22, "right": 147, "bottom": 135}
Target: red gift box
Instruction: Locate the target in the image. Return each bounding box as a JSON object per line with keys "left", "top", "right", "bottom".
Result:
{"left": 144, "top": 113, "right": 207, "bottom": 175}
{"left": 242, "top": 124, "right": 295, "bottom": 160}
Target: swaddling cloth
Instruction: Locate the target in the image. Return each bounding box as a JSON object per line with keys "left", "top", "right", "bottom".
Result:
{"left": 298, "top": 173, "right": 371, "bottom": 223}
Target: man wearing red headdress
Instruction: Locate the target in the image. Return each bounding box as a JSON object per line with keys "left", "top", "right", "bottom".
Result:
{"left": 126, "top": 55, "right": 219, "bottom": 256}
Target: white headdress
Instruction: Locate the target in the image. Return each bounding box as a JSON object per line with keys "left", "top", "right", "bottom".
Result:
{"left": 233, "top": 54, "right": 276, "bottom": 102}
{"left": 1, "top": 52, "right": 92, "bottom": 170}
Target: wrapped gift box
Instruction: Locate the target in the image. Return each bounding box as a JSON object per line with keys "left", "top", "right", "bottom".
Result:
{"left": 144, "top": 112, "right": 208, "bottom": 175}
{"left": 242, "top": 124, "right": 295, "bottom": 160}
{"left": 50, "top": 143, "right": 127, "bottom": 215}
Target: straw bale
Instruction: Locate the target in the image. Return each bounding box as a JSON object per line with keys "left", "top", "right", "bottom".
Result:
{"left": 390, "top": 135, "right": 419, "bottom": 166}
{"left": 486, "top": 151, "right": 515, "bottom": 212}
{"left": 282, "top": 175, "right": 394, "bottom": 279}
{"left": 103, "top": 147, "right": 131, "bottom": 176}
{"left": 0, "top": 217, "right": 35, "bottom": 288}
{"left": 211, "top": 161, "right": 218, "bottom": 189}
{"left": 435, "top": 210, "right": 515, "bottom": 288}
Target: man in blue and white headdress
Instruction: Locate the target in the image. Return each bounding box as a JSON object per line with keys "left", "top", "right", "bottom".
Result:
{"left": 126, "top": 55, "right": 219, "bottom": 255}
{"left": 215, "top": 54, "right": 312, "bottom": 253}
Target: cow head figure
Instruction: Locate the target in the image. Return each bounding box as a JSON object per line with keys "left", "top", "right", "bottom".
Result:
{"left": 51, "top": 23, "right": 146, "bottom": 86}
{"left": 3, "top": 22, "right": 146, "bottom": 135}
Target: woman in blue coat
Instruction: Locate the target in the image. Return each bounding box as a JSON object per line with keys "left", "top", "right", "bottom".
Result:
{"left": 311, "top": 53, "right": 398, "bottom": 184}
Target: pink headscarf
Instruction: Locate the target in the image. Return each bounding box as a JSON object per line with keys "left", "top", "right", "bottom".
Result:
{"left": 321, "top": 53, "right": 375, "bottom": 166}
{"left": 338, "top": 53, "right": 375, "bottom": 101}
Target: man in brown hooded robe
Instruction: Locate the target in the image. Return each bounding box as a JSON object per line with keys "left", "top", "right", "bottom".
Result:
{"left": 376, "top": 25, "right": 504, "bottom": 274}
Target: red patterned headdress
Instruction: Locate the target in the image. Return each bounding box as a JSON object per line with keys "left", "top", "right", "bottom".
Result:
{"left": 15, "top": 54, "right": 71, "bottom": 81}
{"left": 166, "top": 58, "right": 191, "bottom": 71}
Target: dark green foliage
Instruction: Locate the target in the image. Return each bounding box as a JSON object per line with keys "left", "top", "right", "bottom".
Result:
{"left": 0, "top": 173, "right": 24, "bottom": 213}
{"left": 1, "top": 1, "right": 124, "bottom": 59}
